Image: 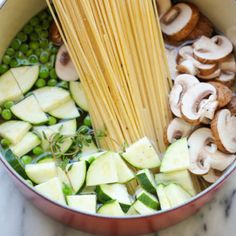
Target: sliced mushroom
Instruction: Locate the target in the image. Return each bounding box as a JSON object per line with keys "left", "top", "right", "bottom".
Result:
{"left": 187, "top": 14, "right": 213, "bottom": 40}
{"left": 178, "top": 46, "right": 218, "bottom": 76}
{"left": 49, "top": 21, "right": 63, "bottom": 46}
{"left": 203, "top": 169, "right": 222, "bottom": 183}
{"left": 157, "top": 0, "right": 172, "bottom": 18}
{"left": 55, "top": 44, "right": 79, "bottom": 81}
{"left": 165, "top": 117, "right": 194, "bottom": 144}
{"left": 193, "top": 35, "right": 233, "bottom": 63}
{"left": 209, "top": 81, "right": 232, "bottom": 108}
{"left": 169, "top": 74, "right": 199, "bottom": 117}
{"left": 211, "top": 109, "right": 236, "bottom": 153}
{"left": 176, "top": 59, "right": 198, "bottom": 75}
{"left": 197, "top": 68, "right": 221, "bottom": 80}
{"left": 161, "top": 3, "right": 200, "bottom": 42}
{"left": 181, "top": 83, "right": 218, "bottom": 124}
{"left": 227, "top": 96, "right": 236, "bottom": 115}
{"left": 219, "top": 54, "right": 236, "bottom": 73}
{"left": 165, "top": 47, "right": 179, "bottom": 80}
{"left": 188, "top": 128, "right": 213, "bottom": 175}
{"left": 215, "top": 71, "right": 235, "bottom": 87}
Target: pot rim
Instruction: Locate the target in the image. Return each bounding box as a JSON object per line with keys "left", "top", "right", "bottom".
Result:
{"left": 0, "top": 154, "right": 235, "bottom": 220}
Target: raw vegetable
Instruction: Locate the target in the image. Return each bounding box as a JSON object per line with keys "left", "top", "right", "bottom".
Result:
{"left": 136, "top": 169, "right": 156, "bottom": 194}
{"left": 35, "top": 177, "right": 66, "bottom": 205}
{"left": 67, "top": 194, "right": 97, "bottom": 213}
{"left": 25, "top": 162, "right": 57, "bottom": 184}
{"left": 10, "top": 132, "right": 41, "bottom": 157}
{"left": 136, "top": 189, "right": 159, "bottom": 210}
{"left": 156, "top": 184, "right": 171, "bottom": 210}
{"left": 160, "top": 138, "right": 190, "bottom": 173}
{"left": 132, "top": 200, "right": 156, "bottom": 215}
{"left": 11, "top": 95, "right": 48, "bottom": 124}
{"left": 122, "top": 137, "right": 161, "bottom": 169}
{"left": 0, "top": 120, "right": 31, "bottom": 145}
{"left": 97, "top": 200, "right": 125, "bottom": 216}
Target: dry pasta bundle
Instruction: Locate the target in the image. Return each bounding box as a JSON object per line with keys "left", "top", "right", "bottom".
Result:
{"left": 47, "top": 0, "right": 172, "bottom": 152}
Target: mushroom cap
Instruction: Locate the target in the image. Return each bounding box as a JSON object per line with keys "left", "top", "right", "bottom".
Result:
{"left": 219, "top": 54, "right": 236, "bottom": 73}
{"left": 209, "top": 81, "right": 232, "bottom": 108}
{"left": 157, "top": 0, "right": 172, "bottom": 18}
{"left": 227, "top": 96, "right": 236, "bottom": 115}
{"left": 169, "top": 74, "right": 199, "bottom": 117}
{"left": 165, "top": 47, "right": 179, "bottom": 80}
{"left": 55, "top": 44, "right": 79, "bottom": 81}
{"left": 181, "top": 82, "right": 218, "bottom": 124}
{"left": 186, "top": 14, "right": 213, "bottom": 40}
{"left": 211, "top": 109, "right": 236, "bottom": 153}
{"left": 215, "top": 71, "right": 235, "bottom": 87}
{"left": 161, "top": 3, "right": 200, "bottom": 42}
{"left": 165, "top": 117, "right": 194, "bottom": 144}
{"left": 197, "top": 68, "right": 221, "bottom": 80}
{"left": 176, "top": 59, "right": 198, "bottom": 75}
{"left": 193, "top": 35, "right": 233, "bottom": 63}
{"left": 188, "top": 127, "right": 213, "bottom": 175}
{"left": 203, "top": 169, "right": 222, "bottom": 183}
{"left": 49, "top": 21, "right": 63, "bottom": 46}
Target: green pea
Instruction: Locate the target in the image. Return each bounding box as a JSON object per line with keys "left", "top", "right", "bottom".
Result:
{"left": 39, "top": 30, "right": 49, "bottom": 39}
{"left": 1, "top": 138, "right": 11, "bottom": 147}
{"left": 21, "top": 155, "right": 32, "bottom": 165}
{"left": 47, "top": 79, "right": 57, "bottom": 87}
{"left": 62, "top": 184, "right": 73, "bottom": 196}
{"left": 4, "top": 101, "right": 14, "bottom": 109}
{"left": 83, "top": 115, "right": 92, "bottom": 127}
{"left": 36, "top": 79, "right": 46, "bottom": 88}
{"left": 35, "top": 48, "right": 42, "bottom": 57}
{"left": 10, "top": 58, "right": 19, "bottom": 68}
{"left": 30, "top": 16, "right": 40, "bottom": 26}
{"left": 5, "top": 48, "right": 15, "bottom": 56}
{"left": 0, "top": 64, "right": 9, "bottom": 74}
{"left": 2, "top": 55, "right": 11, "bottom": 65}
{"left": 30, "top": 32, "right": 38, "bottom": 41}
{"left": 2, "top": 109, "right": 12, "bottom": 120}
{"left": 26, "top": 49, "right": 33, "bottom": 57}
{"left": 29, "top": 41, "right": 39, "bottom": 50}
{"left": 17, "top": 32, "right": 27, "bottom": 42}
{"left": 29, "top": 54, "right": 38, "bottom": 64}
{"left": 39, "top": 65, "right": 49, "bottom": 79}
{"left": 42, "top": 20, "right": 50, "bottom": 30}
{"left": 34, "top": 25, "right": 43, "bottom": 34}
{"left": 20, "top": 44, "right": 29, "bottom": 54}
{"left": 32, "top": 146, "right": 43, "bottom": 155}
{"left": 48, "top": 116, "right": 57, "bottom": 125}
{"left": 26, "top": 179, "right": 33, "bottom": 186}
{"left": 45, "top": 62, "right": 53, "bottom": 69}
{"left": 11, "top": 39, "right": 21, "bottom": 50}
{"left": 49, "top": 68, "right": 57, "bottom": 80}
{"left": 23, "top": 24, "right": 33, "bottom": 34}
{"left": 15, "top": 51, "right": 25, "bottom": 60}
{"left": 39, "top": 11, "right": 49, "bottom": 21}
{"left": 51, "top": 46, "right": 58, "bottom": 54}
{"left": 40, "top": 51, "right": 49, "bottom": 63}
{"left": 39, "top": 39, "right": 49, "bottom": 49}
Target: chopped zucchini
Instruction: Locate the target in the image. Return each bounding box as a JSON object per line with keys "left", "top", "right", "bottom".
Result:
{"left": 136, "top": 189, "right": 159, "bottom": 210}
{"left": 86, "top": 152, "right": 119, "bottom": 186}
{"left": 81, "top": 141, "right": 98, "bottom": 156}
{"left": 66, "top": 161, "right": 87, "bottom": 193}
{"left": 164, "top": 183, "right": 192, "bottom": 207}
{"left": 10, "top": 132, "right": 41, "bottom": 157}
{"left": 25, "top": 162, "right": 57, "bottom": 184}
{"left": 132, "top": 200, "right": 156, "bottom": 215}
{"left": 79, "top": 151, "right": 107, "bottom": 164}
{"left": 122, "top": 137, "right": 161, "bottom": 169}
{"left": 155, "top": 170, "right": 197, "bottom": 196}
{"left": 50, "top": 119, "right": 77, "bottom": 136}
{"left": 35, "top": 177, "right": 66, "bottom": 205}
{"left": 160, "top": 138, "right": 190, "bottom": 173}
{"left": 11, "top": 95, "right": 48, "bottom": 124}
{"left": 156, "top": 184, "right": 171, "bottom": 210}
{"left": 96, "top": 184, "right": 132, "bottom": 212}
{"left": 11, "top": 65, "right": 39, "bottom": 93}
{"left": 126, "top": 205, "right": 139, "bottom": 215}
{"left": 70, "top": 81, "right": 89, "bottom": 111}
{"left": 0, "top": 70, "right": 23, "bottom": 105}
{"left": 48, "top": 99, "right": 80, "bottom": 119}
{"left": 97, "top": 200, "right": 125, "bottom": 216}
{"left": 33, "top": 86, "right": 70, "bottom": 112}
{"left": 0, "top": 120, "right": 31, "bottom": 145}
{"left": 136, "top": 169, "right": 156, "bottom": 194}
{"left": 67, "top": 194, "right": 97, "bottom": 213}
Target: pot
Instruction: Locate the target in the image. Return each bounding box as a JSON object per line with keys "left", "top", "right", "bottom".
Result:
{"left": 0, "top": 0, "right": 235, "bottom": 235}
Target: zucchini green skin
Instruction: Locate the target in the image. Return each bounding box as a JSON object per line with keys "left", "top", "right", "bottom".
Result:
{"left": 32, "top": 152, "right": 53, "bottom": 163}
{"left": 95, "top": 186, "right": 130, "bottom": 213}
{"left": 3, "top": 148, "right": 27, "bottom": 179}
{"left": 137, "top": 192, "right": 160, "bottom": 210}
{"left": 136, "top": 172, "right": 156, "bottom": 194}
